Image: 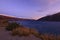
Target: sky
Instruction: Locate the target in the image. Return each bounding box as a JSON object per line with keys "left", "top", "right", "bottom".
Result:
{"left": 0, "top": 0, "right": 60, "bottom": 19}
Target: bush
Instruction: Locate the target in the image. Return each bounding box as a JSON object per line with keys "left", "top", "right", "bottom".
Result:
{"left": 5, "top": 22, "right": 22, "bottom": 31}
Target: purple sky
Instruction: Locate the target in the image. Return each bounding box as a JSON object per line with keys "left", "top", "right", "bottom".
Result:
{"left": 0, "top": 0, "right": 60, "bottom": 19}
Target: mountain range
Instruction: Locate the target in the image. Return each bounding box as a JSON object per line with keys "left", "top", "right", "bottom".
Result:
{"left": 0, "top": 14, "right": 35, "bottom": 21}
{"left": 1, "top": 12, "right": 60, "bottom": 21}
{"left": 38, "top": 12, "right": 60, "bottom": 21}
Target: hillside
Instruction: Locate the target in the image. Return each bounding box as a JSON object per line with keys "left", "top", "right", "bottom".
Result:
{"left": 0, "top": 15, "right": 34, "bottom": 21}
{"left": 37, "top": 12, "right": 60, "bottom": 21}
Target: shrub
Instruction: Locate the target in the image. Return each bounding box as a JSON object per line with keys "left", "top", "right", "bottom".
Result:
{"left": 5, "top": 22, "right": 21, "bottom": 31}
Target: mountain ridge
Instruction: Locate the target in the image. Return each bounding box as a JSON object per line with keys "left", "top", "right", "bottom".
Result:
{"left": 37, "top": 12, "right": 60, "bottom": 21}
{"left": 0, "top": 14, "right": 35, "bottom": 21}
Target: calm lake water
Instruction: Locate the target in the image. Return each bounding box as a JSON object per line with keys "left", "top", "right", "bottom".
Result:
{"left": 9, "top": 20, "right": 60, "bottom": 34}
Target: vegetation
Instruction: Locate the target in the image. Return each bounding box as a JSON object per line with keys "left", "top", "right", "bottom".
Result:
{"left": 0, "top": 20, "right": 9, "bottom": 27}
{"left": 33, "top": 33, "right": 60, "bottom": 40}
{"left": 11, "top": 27, "right": 30, "bottom": 36}
{"left": 5, "top": 22, "right": 21, "bottom": 31}
{"left": 5, "top": 21, "right": 30, "bottom": 36}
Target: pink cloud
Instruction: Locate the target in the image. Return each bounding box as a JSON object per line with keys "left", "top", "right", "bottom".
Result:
{"left": 47, "top": 0, "right": 59, "bottom": 4}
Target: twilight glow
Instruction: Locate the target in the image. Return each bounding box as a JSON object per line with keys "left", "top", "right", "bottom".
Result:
{"left": 0, "top": 0, "right": 60, "bottom": 19}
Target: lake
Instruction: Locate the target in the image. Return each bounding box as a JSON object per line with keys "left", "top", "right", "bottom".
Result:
{"left": 9, "top": 20, "right": 60, "bottom": 34}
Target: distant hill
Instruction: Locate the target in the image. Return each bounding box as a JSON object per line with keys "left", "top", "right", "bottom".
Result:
{"left": 0, "top": 14, "right": 35, "bottom": 27}
{"left": 37, "top": 12, "right": 60, "bottom": 21}
{"left": 0, "top": 15, "right": 34, "bottom": 21}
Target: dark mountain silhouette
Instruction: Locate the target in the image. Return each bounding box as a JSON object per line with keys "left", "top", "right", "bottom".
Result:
{"left": 0, "top": 15, "right": 35, "bottom": 21}
{"left": 37, "top": 12, "right": 60, "bottom": 21}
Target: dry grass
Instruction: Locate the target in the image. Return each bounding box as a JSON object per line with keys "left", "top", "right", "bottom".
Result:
{"left": 10, "top": 27, "right": 60, "bottom": 40}
{"left": 0, "top": 20, "right": 9, "bottom": 27}
{"left": 34, "top": 33, "right": 60, "bottom": 40}
{"left": 11, "top": 27, "right": 39, "bottom": 37}
{"left": 11, "top": 27, "right": 30, "bottom": 36}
